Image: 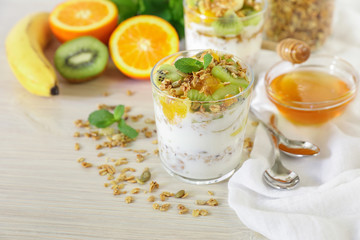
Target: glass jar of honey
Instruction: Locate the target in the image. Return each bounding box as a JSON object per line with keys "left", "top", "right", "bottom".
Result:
{"left": 265, "top": 55, "right": 359, "bottom": 125}
{"left": 264, "top": 0, "right": 335, "bottom": 50}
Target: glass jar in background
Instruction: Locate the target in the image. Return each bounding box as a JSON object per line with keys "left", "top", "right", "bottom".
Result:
{"left": 264, "top": 0, "right": 335, "bottom": 50}
{"left": 183, "top": 0, "right": 267, "bottom": 64}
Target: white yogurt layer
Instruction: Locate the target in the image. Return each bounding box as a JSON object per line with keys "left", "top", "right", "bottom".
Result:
{"left": 154, "top": 96, "right": 251, "bottom": 180}
{"left": 184, "top": 20, "right": 263, "bottom": 65}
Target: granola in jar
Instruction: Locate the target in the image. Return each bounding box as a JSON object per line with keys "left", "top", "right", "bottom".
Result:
{"left": 264, "top": 0, "right": 335, "bottom": 50}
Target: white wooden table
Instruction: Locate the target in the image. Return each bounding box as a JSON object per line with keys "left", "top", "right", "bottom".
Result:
{"left": 1, "top": 0, "right": 359, "bottom": 239}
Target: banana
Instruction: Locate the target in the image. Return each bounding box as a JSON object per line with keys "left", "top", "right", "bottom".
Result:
{"left": 6, "top": 12, "right": 59, "bottom": 97}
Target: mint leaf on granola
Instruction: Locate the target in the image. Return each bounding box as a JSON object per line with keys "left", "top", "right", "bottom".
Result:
{"left": 88, "top": 109, "right": 115, "bottom": 128}
{"left": 88, "top": 105, "right": 138, "bottom": 139}
{"left": 113, "top": 105, "right": 125, "bottom": 121}
{"left": 174, "top": 58, "right": 203, "bottom": 73}
{"left": 203, "top": 53, "right": 213, "bottom": 69}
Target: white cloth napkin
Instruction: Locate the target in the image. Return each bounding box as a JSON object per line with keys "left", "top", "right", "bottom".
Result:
{"left": 228, "top": 76, "right": 360, "bottom": 240}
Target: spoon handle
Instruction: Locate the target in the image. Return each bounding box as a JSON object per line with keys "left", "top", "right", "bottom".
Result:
{"left": 249, "top": 108, "right": 283, "bottom": 140}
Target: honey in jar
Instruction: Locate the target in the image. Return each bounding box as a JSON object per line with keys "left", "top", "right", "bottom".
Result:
{"left": 267, "top": 69, "right": 353, "bottom": 124}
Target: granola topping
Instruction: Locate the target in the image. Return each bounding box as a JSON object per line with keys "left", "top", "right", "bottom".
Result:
{"left": 156, "top": 50, "right": 248, "bottom": 105}
{"left": 186, "top": 0, "right": 263, "bottom": 19}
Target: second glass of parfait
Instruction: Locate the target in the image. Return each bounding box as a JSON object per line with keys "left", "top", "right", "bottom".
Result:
{"left": 183, "top": 0, "right": 267, "bottom": 64}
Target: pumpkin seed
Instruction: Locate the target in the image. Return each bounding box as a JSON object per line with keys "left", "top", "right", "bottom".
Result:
{"left": 175, "top": 190, "right": 185, "bottom": 198}
{"left": 136, "top": 168, "right": 151, "bottom": 184}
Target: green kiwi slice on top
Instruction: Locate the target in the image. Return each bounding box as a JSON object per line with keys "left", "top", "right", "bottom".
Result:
{"left": 211, "top": 84, "right": 240, "bottom": 100}
{"left": 211, "top": 66, "right": 248, "bottom": 89}
{"left": 54, "top": 36, "right": 108, "bottom": 83}
{"left": 187, "top": 89, "right": 214, "bottom": 101}
{"left": 212, "top": 10, "right": 243, "bottom": 36}
{"left": 154, "top": 64, "right": 183, "bottom": 85}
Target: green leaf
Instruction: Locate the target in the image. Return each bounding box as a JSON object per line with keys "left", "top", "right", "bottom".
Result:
{"left": 118, "top": 119, "right": 139, "bottom": 139}
{"left": 203, "top": 53, "right": 213, "bottom": 69}
{"left": 113, "top": 105, "right": 125, "bottom": 121}
{"left": 139, "top": 0, "right": 170, "bottom": 20}
{"left": 138, "top": 0, "right": 184, "bottom": 39}
{"left": 169, "top": 0, "right": 184, "bottom": 39}
{"left": 110, "top": 0, "right": 139, "bottom": 23}
{"left": 88, "top": 109, "right": 115, "bottom": 128}
{"left": 174, "top": 58, "right": 204, "bottom": 73}
{"left": 169, "top": 0, "right": 183, "bottom": 22}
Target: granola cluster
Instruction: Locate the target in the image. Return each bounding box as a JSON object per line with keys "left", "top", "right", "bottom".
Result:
{"left": 159, "top": 51, "right": 247, "bottom": 99}
{"left": 188, "top": 0, "right": 263, "bottom": 18}
{"left": 265, "top": 0, "right": 334, "bottom": 49}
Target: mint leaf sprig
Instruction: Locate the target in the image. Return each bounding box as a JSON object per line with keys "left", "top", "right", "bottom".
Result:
{"left": 174, "top": 53, "right": 213, "bottom": 73}
{"left": 110, "top": 0, "right": 185, "bottom": 39}
{"left": 88, "top": 105, "right": 138, "bottom": 139}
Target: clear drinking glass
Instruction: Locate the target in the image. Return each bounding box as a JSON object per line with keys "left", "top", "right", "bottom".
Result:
{"left": 183, "top": 0, "right": 267, "bottom": 64}
{"left": 150, "top": 50, "right": 254, "bottom": 184}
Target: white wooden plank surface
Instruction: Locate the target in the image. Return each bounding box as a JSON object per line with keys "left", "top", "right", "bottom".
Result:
{"left": 3, "top": 0, "right": 359, "bottom": 239}
{"left": 0, "top": 1, "right": 268, "bottom": 239}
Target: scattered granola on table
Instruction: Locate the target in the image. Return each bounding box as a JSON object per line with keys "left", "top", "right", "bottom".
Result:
{"left": 74, "top": 142, "right": 80, "bottom": 151}
{"left": 125, "top": 196, "right": 133, "bottom": 204}
{"left": 81, "top": 162, "right": 93, "bottom": 168}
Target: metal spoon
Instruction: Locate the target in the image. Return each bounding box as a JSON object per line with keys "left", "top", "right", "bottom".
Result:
{"left": 263, "top": 132, "right": 300, "bottom": 189}
{"left": 250, "top": 108, "right": 320, "bottom": 157}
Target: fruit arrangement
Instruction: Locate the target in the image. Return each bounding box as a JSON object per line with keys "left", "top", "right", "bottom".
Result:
{"left": 5, "top": 0, "right": 181, "bottom": 97}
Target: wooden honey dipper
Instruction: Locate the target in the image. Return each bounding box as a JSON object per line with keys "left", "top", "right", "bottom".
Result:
{"left": 261, "top": 38, "right": 311, "bottom": 64}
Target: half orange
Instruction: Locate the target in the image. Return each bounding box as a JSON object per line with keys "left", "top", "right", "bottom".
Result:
{"left": 49, "top": 0, "right": 118, "bottom": 44}
{"left": 109, "top": 15, "right": 179, "bottom": 80}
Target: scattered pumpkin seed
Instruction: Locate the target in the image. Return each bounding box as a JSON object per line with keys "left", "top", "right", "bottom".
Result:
{"left": 136, "top": 168, "right": 151, "bottom": 184}
{"left": 175, "top": 190, "right": 185, "bottom": 198}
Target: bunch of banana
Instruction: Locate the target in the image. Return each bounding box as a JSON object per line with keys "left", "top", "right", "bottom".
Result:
{"left": 6, "top": 12, "right": 59, "bottom": 97}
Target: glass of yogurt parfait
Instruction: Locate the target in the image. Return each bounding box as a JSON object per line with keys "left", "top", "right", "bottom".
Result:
{"left": 151, "top": 49, "right": 254, "bottom": 184}
{"left": 184, "top": 0, "right": 267, "bottom": 64}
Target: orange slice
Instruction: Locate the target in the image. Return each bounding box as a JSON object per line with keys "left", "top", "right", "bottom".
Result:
{"left": 160, "top": 97, "right": 190, "bottom": 125}
{"left": 109, "top": 15, "right": 179, "bottom": 80}
{"left": 49, "top": 0, "right": 118, "bottom": 44}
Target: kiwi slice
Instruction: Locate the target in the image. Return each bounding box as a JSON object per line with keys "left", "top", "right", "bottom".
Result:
{"left": 211, "top": 66, "right": 249, "bottom": 89}
{"left": 212, "top": 10, "right": 243, "bottom": 36}
{"left": 54, "top": 36, "right": 108, "bottom": 83}
{"left": 187, "top": 89, "right": 213, "bottom": 101}
{"left": 154, "top": 64, "right": 183, "bottom": 85}
{"left": 242, "top": 8, "right": 262, "bottom": 26}
{"left": 211, "top": 84, "right": 240, "bottom": 100}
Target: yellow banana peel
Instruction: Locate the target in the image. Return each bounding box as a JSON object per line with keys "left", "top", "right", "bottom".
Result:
{"left": 6, "top": 12, "right": 59, "bottom": 97}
